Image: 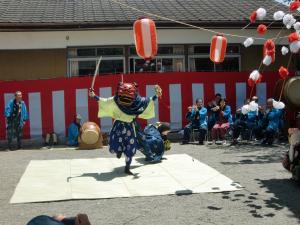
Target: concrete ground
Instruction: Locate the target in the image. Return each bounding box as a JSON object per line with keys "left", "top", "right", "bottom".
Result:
{"left": 0, "top": 142, "right": 299, "bottom": 225}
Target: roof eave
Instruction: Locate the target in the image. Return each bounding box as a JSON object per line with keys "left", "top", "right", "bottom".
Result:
{"left": 0, "top": 20, "right": 284, "bottom": 31}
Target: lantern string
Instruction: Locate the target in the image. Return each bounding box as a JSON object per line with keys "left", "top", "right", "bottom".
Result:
{"left": 109, "top": 0, "right": 293, "bottom": 41}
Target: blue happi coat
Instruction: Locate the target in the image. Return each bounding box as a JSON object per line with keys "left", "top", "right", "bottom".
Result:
{"left": 68, "top": 122, "right": 80, "bottom": 146}
{"left": 4, "top": 99, "right": 28, "bottom": 127}
{"left": 261, "top": 108, "right": 283, "bottom": 131}
{"left": 186, "top": 107, "right": 207, "bottom": 129}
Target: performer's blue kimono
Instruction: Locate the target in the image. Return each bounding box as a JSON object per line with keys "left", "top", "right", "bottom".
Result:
{"left": 94, "top": 94, "right": 157, "bottom": 171}
{"left": 67, "top": 122, "right": 80, "bottom": 146}
{"left": 137, "top": 124, "right": 165, "bottom": 162}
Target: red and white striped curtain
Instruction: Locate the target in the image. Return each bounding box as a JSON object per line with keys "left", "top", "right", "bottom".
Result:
{"left": 0, "top": 72, "right": 277, "bottom": 140}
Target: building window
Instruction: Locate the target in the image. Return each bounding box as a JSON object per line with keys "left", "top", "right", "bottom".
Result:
{"left": 67, "top": 47, "right": 125, "bottom": 77}
{"left": 128, "top": 45, "right": 185, "bottom": 73}
{"left": 188, "top": 45, "right": 241, "bottom": 72}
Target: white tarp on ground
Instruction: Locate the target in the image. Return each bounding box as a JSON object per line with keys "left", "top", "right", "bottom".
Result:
{"left": 10, "top": 154, "right": 243, "bottom": 204}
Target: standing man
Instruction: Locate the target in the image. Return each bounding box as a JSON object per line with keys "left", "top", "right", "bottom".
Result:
{"left": 4, "top": 91, "right": 28, "bottom": 150}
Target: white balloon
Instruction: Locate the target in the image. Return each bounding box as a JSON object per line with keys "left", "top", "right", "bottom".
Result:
{"left": 273, "top": 101, "right": 285, "bottom": 109}
{"left": 263, "top": 55, "right": 272, "bottom": 66}
{"left": 283, "top": 14, "right": 296, "bottom": 29}
{"left": 294, "top": 22, "right": 300, "bottom": 31}
{"left": 241, "top": 105, "right": 250, "bottom": 115}
{"left": 243, "top": 37, "right": 254, "bottom": 48}
{"left": 256, "top": 8, "right": 267, "bottom": 20}
{"left": 249, "top": 101, "right": 259, "bottom": 111}
{"left": 273, "top": 11, "right": 285, "bottom": 21}
{"left": 281, "top": 46, "right": 289, "bottom": 55}
{"left": 290, "top": 41, "right": 300, "bottom": 53}
{"left": 249, "top": 70, "right": 260, "bottom": 82}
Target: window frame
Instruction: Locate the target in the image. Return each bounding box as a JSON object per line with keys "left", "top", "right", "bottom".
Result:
{"left": 67, "top": 56, "right": 126, "bottom": 77}
{"left": 188, "top": 44, "right": 241, "bottom": 72}
{"left": 128, "top": 55, "right": 185, "bottom": 73}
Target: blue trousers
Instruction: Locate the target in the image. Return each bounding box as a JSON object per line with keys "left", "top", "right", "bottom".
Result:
{"left": 109, "top": 121, "right": 137, "bottom": 168}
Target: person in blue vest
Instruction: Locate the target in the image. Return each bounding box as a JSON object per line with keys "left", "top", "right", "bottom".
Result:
{"left": 255, "top": 98, "right": 283, "bottom": 145}
{"left": 137, "top": 122, "right": 171, "bottom": 162}
{"left": 4, "top": 91, "right": 28, "bottom": 150}
{"left": 67, "top": 114, "right": 82, "bottom": 147}
{"left": 182, "top": 98, "right": 207, "bottom": 145}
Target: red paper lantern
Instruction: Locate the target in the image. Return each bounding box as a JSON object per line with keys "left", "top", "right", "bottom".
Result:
{"left": 210, "top": 34, "right": 227, "bottom": 64}
{"left": 249, "top": 11, "right": 257, "bottom": 23}
{"left": 133, "top": 18, "right": 158, "bottom": 60}
{"left": 290, "top": 1, "right": 300, "bottom": 12}
{"left": 279, "top": 66, "right": 289, "bottom": 79}
{"left": 257, "top": 24, "right": 267, "bottom": 35}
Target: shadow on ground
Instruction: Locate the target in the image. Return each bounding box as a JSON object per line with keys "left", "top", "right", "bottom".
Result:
{"left": 219, "top": 143, "right": 287, "bottom": 165}
{"left": 210, "top": 178, "right": 300, "bottom": 222}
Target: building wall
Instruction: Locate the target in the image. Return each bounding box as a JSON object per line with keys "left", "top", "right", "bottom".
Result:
{"left": 0, "top": 29, "right": 290, "bottom": 50}
{"left": 0, "top": 49, "right": 67, "bottom": 81}
{"left": 241, "top": 45, "right": 297, "bottom": 72}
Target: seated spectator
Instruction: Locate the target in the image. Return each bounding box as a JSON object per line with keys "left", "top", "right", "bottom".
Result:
{"left": 231, "top": 99, "right": 250, "bottom": 144}
{"left": 207, "top": 93, "right": 222, "bottom": 132}
{"left": 67, "top": 114, "right": 82, "bottom": 147}
{"left": 45, "top": 132, "right": 58, "bottom": 147}
{"left": 182, "top": 98, "right": 207, "bottom": 145}
{"left": 211, "top": 98, "right": 232, "bottom": 145}
{"left": 232, "top": 97, "right": 263, "bottom": 144}
{"left": 254, "top": 98, "right": 283, "bottom": 145}
{"left": 27, "top": 213, "right": 91, "bottom": 225}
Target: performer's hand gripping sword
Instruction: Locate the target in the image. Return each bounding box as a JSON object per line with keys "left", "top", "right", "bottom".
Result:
{"left": 89, "top": 56, "right": 102, "bottom": 97}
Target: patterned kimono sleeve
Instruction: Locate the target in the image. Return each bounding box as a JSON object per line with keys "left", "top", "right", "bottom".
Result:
{"left": 97, "top": 97, "right": 115, "bottom": 118}
{"left": 138, "top": 99, "right": 155, "bottom": 120}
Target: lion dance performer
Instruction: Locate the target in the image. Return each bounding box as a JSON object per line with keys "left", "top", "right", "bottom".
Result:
{"left": 89, "top": 82, "right": 162, "bottom": 175}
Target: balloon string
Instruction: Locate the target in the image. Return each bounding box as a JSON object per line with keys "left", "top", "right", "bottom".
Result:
{"left": 279, "top": 78, "right": 286, "bottom": 101}
{"left": 287, "top": 53, "right": 293, "bottom": 69}
{"left": 267, "top": 21, "right": 276, "bottom": 28}
{"left": 241, "top": 23, "right": 251, "bottom": 30}
{"left": 250, "top": 85, "right": 255, "bottom": 99}
{"left": 108, "top": 0, "right": 288, "bottom": 41}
